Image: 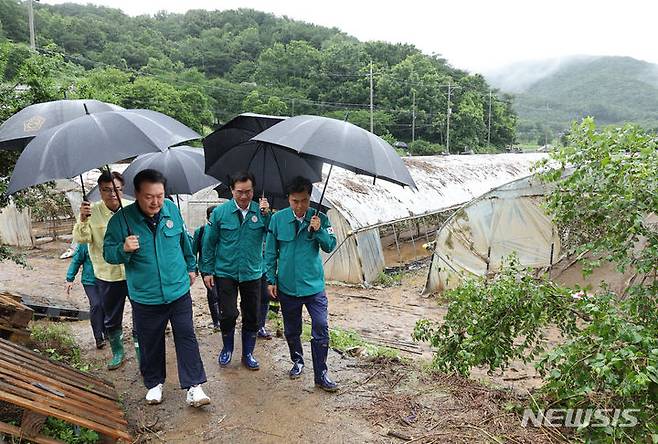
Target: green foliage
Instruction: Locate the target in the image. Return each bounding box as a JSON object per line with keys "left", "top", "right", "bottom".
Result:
{"left": 29, "top": 323, "right": 91, "bottom": 372}
{"left": 407, "top": 139, "right": 445, "bottom": 156}
{"left": 0, "top": 2, "right": 516, "bottom": 148}
{"left": 536, "top": 292, "right": 658, "bottom": 441}
{"left": 372, "top": 271, "right": 403, "bottom": 287}
{"left": 500, "top": 56, "right": 658, "bottom": 142}
{"left": 42, "top": 418, "right": 99, "bottom": 444}
{"left": 414, "top": 122, "right": 658, "bottom": 442}
{"left": 329, "top": 327, "right": 399, "bottom": 359}
{"left": 538, "top": 118, "right": 658, "bottom": 278}
{"left": 413, "top": 257, "right": 578, "bottom": 376}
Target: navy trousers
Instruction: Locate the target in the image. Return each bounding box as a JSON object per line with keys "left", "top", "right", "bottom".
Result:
{"left": 279, "top": 291, "right": 329, "bottom": 344}
{"left": 131, "top": 292, "right": 207, "bottom": 390}
{"left": 82, "top": 284, "right": 105, "bottom": 343}
{"left": 95, "top": 279, "right": 130, "bottom": 334}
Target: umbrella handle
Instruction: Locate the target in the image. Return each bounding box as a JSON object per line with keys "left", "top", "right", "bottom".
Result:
{"left": 308, "top": 162, "right": 333, "bottom": 238}
{"left": 104, "top": 165, "right": 131, "bottom": 236}
{"left": 314, "top": 162, "right": 333, "bottom": 217}
{"left": 79, "top": 174, "right": 87, "bottom": 202}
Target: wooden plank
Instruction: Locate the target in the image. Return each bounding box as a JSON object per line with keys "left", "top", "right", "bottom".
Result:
{"left": 0, "top": 365, "right": 127, "bottom": 423}
{"left": 0, "top": 382, "right": 132, "bottom": 441}
{"left": 0, "top": 349, "right": 117, "bottom": 401}
{"left": 0, "top": 339, "right": 116, "bottom": 395}
{"left": 21, "top": 410, "right": 47, "bottom": 437}
{"left": 0, "top": 420, "right": 64, "bottom": 444}
{"left": 0, "top": 337, "right": 116, "bottom": 389}
{"left": 0, "top": 354, "right": 120, "bottom": 410}
{"left": 0, "top": 292, "right": 33, "bottom": 328}
{"left": 0, "top": 325, "right": 30, "bottom": 345}
{"left": 0, "top": 379, "right": 128, "bottom": 430}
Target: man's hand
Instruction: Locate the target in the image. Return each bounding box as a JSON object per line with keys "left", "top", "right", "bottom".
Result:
{"left": 203, "top": 275, "right": 214, "bottom": 289}
{"left": 189, "top": 272, "right": 196, "bottom": 286}
{"left": 123, "top": 235, "right": 139, "bottom": 252}
{"left": 259, "top": 196, "right": 270, "bottom": 215}
{"left": 79, "top": 201, "right": 92, "bottom": 222}
{"left": 268, "top": 284, "right": 278, "bottom": 300}
{"left": 65, "top": 281, "right": 74, "bottom": 295}
{"left": 309, "top": 215, "right": 321, "bottom": 232}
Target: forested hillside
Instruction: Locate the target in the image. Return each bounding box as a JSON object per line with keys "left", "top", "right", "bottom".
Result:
{"left": 0, "top": 0, "right": 517, "bottom": 153}
{"left": 488, "top": 56, "right": 658, "bottom": 143}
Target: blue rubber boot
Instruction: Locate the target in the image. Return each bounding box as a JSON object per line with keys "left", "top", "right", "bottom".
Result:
{"left": 311, "top": 339, "right": 338, "bottom": 392}
{"left": 218, "top": 330, "right": 234, "bottom": 366}
{"left": 287, "top": 337, "right": 304, "bottom": 379}
{"left": 241, "top": 330, "right": 259, "bottom": 370}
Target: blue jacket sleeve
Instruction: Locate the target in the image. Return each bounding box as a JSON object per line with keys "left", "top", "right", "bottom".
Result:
{"left": 65, "top": 247, "right": 85, "bottom": 282}
{"left": 103, "top": 212, "right": 133, "bottom": 264}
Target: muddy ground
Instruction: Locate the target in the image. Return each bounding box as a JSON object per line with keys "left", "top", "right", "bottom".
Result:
{"left": 1, "top": 240, "right": 563, "bottom": 443}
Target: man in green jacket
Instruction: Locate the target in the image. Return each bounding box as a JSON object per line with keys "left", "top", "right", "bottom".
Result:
{"left": 192, "top": 205, "right": 220, "bottom": 331}
{"left": 201, "top": 171, "right": 270, "bottom": 370}
{"left": 104, "top": 169, "right": 210, "bottom": 408}
{"left": 264, "top": 176, "right": 339, "bottom": 392}
{"left": 65, "top": 243, "right": 105, "bottom": 349}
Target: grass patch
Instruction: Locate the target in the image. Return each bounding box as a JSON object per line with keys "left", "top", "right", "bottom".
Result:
{"left": 41, "top": 418, "right": 99, "bottom": 444}
{"left": 372, "top": 271, "right": 403, "bottom": 287}
{"left": 300, "top": 324, "right": 400, "bottom": 360}
{"left": 28, "top": 322, "right": 91, "bottom": 372}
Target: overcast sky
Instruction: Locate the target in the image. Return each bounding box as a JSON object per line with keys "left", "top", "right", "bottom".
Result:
{"left": 40, "top": 0, "right": 658, "bottom": 73}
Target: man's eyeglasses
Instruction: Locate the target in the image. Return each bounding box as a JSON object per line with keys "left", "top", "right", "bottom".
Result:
{"left": 100, "top": 187, "right": 123, "bottom": 194}
{"left": 233, "top": 189, "right": 253, "bottom": 196}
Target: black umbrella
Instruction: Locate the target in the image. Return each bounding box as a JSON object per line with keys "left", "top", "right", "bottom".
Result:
{"left": 251, "top": 114, "right": 416, "bottom": 214}
{"left": 7, "top": 109, "right": 201, "bottom": 195}
{"left": 0, "top": 99, "right": 123, "bottom": 151}
{"left": 86, "top": 146, "right": 220, "bottom": 203}
{"left": 203, "top": 113, "right": 323, "bottom": 202}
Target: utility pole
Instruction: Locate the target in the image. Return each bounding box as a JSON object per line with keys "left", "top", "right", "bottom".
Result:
{"left": 411, "top": 90, "right": 416, "bottom": 143}
{"left": 487, "top": 89, "right": 492, "bottom": 147}
{"left": 446, "top": 81, "right": 452, "bottom": 153}
{"left": 291, "top": 98, "right": 295, "bottom": 115}
{"left": 28, "top": 0, "right": 36, "bottom": 49}
{"left": 369, "top": 61, "right": 374, "bottom": 133}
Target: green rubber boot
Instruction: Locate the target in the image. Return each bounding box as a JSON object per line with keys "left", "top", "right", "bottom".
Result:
{"left": 107, "top": 330, "right": 125, "bottom": 370}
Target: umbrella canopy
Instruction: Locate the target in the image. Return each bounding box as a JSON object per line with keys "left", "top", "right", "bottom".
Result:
{"left": 0, "top": 99, "right": 123, "bottom": 150}
{"left": 251, "top": 115, "right": 417, "bottom": 189}
{"left": 86, "top": 146, "right": 219, "bottom": 200}
{"left": 203, "top": 113, "right": 323, "bottom": 199}
{"left": 7, "top": 109, "right": 201, "bottom": 195}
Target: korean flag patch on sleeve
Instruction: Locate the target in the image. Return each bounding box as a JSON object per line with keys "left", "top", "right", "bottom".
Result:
{"left": 327, "top": 226, "right": 335, "bottom": 235}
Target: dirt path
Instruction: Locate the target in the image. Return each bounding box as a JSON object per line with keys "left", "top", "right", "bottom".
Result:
{"left": 1, "top": 241, "right": 557, "bottom": 443}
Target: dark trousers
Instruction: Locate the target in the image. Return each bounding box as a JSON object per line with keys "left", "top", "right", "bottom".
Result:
{"left": 206, "top": 284, "right": 220, "bottom": 325}
{"left": 95, "top": 278, "right": 130, "bottom": 334}
{"left": 82, "top": 284, "right": 105, "bottom": 343}
{"left": 279, "top": 291, "right": 329, "bottom": 346}
{"left": 216, "top": 277, "right": 260, "bottom": 333}
{"left": 131, "top": 292, "right": 207, "bottom": 390}
{"left": 258, "top": 275, "right": 270, "bottom": 330}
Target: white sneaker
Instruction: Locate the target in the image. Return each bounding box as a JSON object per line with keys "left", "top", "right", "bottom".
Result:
{"left": 145, "top": 383, "right": 163, "bottom": 405}
{"left": 186, "top": 385, "right": 210, "bottom": 407}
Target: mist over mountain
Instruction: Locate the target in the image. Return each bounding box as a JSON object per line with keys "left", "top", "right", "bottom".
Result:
{"left": 486, "top": 56, "right": 658, "bottom": 142}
